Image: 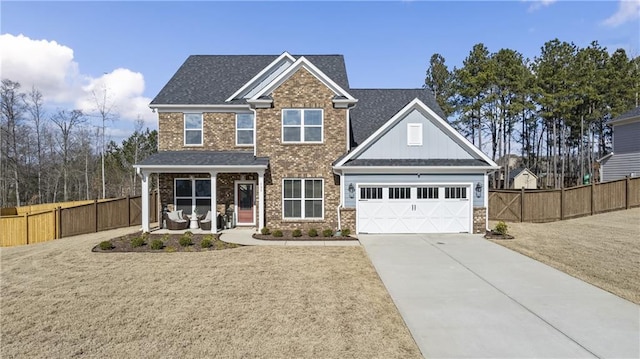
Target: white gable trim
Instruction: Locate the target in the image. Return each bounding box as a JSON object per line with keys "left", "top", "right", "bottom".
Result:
{"left": 225, "top": 52, "right": 296, "bottom": 103}
{"left": 335, "top": 98, "right": 499, "bottom": 168}
{"left": 249, "top": 56, "right": 356, "bottom": 102}
{"left": 334, "top": 166, "right": 496, "bottom": 174}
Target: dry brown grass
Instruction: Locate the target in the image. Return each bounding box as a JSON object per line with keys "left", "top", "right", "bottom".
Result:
{"left": 0, "top": 228, "right": 420, "bottom": 358}
{"left": 489, "top": 208, "right": 640, "bottom": 304}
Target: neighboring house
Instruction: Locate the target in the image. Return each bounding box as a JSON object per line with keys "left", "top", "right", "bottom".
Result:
{"left": 508, "top": 168, "right": 538, "bottom": 189}
{"left": 598, "top": 106, "right": 640, "bottom": 182}
{"left": 134, "top": 52, "right": 499, "bottom": 235}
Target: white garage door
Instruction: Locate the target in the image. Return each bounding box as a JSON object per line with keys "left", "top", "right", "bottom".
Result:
{"left": 357, "top": 184, "right": 471, "bottom": 234}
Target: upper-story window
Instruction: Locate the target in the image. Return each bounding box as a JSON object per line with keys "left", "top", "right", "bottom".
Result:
{"left": 236, "top": 113, "right": 254, "bottom": 146}
{"left": 282, "top": 109, "right": 323, "bottom": 143}
{"left": 184, "top": 113, "right": 203, "bottom": 146}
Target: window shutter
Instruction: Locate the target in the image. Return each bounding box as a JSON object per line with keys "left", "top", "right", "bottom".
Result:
{"left": 407, "top": 123, "right": 423, "bottom": 146}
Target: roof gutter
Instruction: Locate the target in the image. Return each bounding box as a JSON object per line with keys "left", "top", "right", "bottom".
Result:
{"left": 149, "top": 104, "right": 251, "bottom": 112}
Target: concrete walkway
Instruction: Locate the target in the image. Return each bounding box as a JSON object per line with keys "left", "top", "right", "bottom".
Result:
{"left": 360, "top": 234, "right": 640, "bottom": 359}
{"left": 220, "top": 227, "right": 360, "bottom": 246}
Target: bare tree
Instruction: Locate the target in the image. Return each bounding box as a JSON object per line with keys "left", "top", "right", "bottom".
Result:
{"left": 51, "top": 109, "right": 86, "bottom": 201}
{"left": 25, "top": 86, "right": 46, "bottom": 203}
{"left": 91, "top": 85, "right": 118, "bottom": 199}
{"left": 0, "top": 79, "right": 26, "bottom": 206}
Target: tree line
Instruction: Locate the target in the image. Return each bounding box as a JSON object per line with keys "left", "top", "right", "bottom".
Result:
{"left": 425, "top": 39, "right": 639, "bottom": 188}
{"left": 0, "top": 79, "right": 157, "bottom": 207}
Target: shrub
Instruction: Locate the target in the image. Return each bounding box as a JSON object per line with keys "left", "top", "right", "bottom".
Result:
{"left": 150, "top": 239, "right": 164, "bottom": 250}
{"left": 131, "top": 237, "right": 145, "bottom": 248}
{"left": 183, "top": 231, "right": 193, "bottom": 238}
{"left": 341, "top": 228, "right": 351, "bottom": 237}
{"left": 292, "top": 229, "right": 302, "bottom": 237}
{"left": 179, "top": 235, "right": 193, "bottom": 247}
{"left": 99, "top": 241, "right": 113, "bottom": 250}
{"left": 322, "top": 228, "right": 334, "bottom": 237}
{"left": 261, "top": 227, "right": 271, "bottom": 235}
{"left": 201, "top": 238, "right": 212, "bottom": 248}
{"left": 273, "top": 230, "right": 283, "bottom": 237}
{"left": 308, "top": 228, "right": 318, "bottom": 237}
{"left": 495, "top": 221, "right": 508, "bottom": 235}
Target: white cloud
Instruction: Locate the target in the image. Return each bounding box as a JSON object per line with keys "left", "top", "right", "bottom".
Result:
{"left": 603, "top": 0, "right": 640, "bottom": 27}
{"left": 525, "top": 0, "right": 557, "bottom": 12}
{"left": 0, "top": 33, "right": 154, "bottom": 124}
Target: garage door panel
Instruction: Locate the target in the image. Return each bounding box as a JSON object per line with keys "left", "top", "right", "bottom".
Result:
{"left": 358, "top": 185, "right": 471, "bottom": 234}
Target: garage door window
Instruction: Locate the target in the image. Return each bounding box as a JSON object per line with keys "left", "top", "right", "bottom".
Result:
{"left": 417, "top": 187, "right": 439, "bottom": 199}
{"left": 445, "top": 186, "right": 467, "bottom": 199}
{"left": 360, "top": 187, "right": 383, "bottom": 199}
{"left": 389, "top": 187, "right": 411, "bottom": 199}
{"left": 283, "top": 179, "right": 323, "bottom": 219}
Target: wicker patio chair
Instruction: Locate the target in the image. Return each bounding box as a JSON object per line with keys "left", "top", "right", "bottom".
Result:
{"left": 199, "top": 210, "right": 213, "bottom": 231}
{"left": 165, "top": 210, "right": 189, "bottom": 230}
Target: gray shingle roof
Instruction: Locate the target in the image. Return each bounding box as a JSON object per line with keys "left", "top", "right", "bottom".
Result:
{"left": 348, "top": 89, "right": 445, "bottom": 146}
{"left": 342, "top": 159, "right": 489, "bottom": 167}
{"left": 136, "top": 151, "right": 269, "bottom": 167}
{"left": 151, "top": 55, "right": 350, "bottom": 105}
{"left": 609, "top": 106, "right": 640, "bottom": 124}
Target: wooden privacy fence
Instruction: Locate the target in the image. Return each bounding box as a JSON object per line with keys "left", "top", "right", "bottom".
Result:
{"left": 0, "top": 193, "right": 158, "bottom": 247}
{"left": 489, "top": 177, "right": 640, "bottom": 222}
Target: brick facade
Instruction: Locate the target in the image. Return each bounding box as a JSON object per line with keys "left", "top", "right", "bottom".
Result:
{"left": 339, "top": 207, "right": 356, "bottom": 233}
{"left": 473, "top": 207, "right": 487, "bottom": 234}
{"left": 158, "top": 112, "right": 250, "bottom": 151}
{"left": 255, "top": 67, "right": 347, "bottom": 231}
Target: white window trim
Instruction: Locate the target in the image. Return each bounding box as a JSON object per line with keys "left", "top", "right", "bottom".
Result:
{"left": 281, "top": 109, "right": 324, "bottom": 144}
{"left": 174, "top": 178, "right": 211, "bottom": 214}
{"left": 184, "top": 113, "right": 203, "bottom": 146}
{"left": 235, "top": 113, "right": 255, "bottom": 147}
{"left": 407, "top": 123, "right": 423, "bottom": 146}
{"left": 281, "top": 178, "right": 324, "bottom": 220}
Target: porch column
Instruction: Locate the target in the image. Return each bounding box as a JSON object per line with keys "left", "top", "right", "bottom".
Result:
{"left": 258, "top": 170, "right": 265, "bottom": 230}
{"left": 141, "top": 171, "right": 150, "bottom": 233}
{"left": 210, "top": 171, "right": 217, "bottom": 234}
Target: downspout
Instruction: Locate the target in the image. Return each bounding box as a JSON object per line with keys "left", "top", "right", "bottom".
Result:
{"left": 251, "top": 108, "right": 257, "bottom": 157}
{"left": 337, "top": 170, "right": 344, "bottom": 230}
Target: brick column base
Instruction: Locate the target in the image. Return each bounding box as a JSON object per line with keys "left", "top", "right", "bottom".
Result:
{"left": 473, "top": 207, "right": 487, "bottom": 234}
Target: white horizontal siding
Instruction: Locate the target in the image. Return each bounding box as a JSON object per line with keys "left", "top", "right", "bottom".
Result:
{"left": 602, "top": 152, "right": 640, "bottom": 182}
{"left": 613, "top": 121, "right": 640, "bottom": 154}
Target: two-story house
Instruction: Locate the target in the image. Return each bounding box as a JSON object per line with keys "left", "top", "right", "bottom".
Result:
{"left": 134, "top": 52, "right": 499, "bottom": 235}
{"left": 598, "top": 106, "right": 640, "bottom": 182}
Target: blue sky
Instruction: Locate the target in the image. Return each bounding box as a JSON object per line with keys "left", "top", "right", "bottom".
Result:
{"left": 1, "top": 1, "right": 639, "bottom": 141}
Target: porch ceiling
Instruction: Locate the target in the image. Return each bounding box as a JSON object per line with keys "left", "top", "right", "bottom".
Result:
{"left": 134, "top": 151, "right": 269, "bottom": 173}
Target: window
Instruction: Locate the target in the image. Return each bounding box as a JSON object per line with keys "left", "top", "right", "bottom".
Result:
{"left": 236, "top": 113, "right": 254, "bottom": 146}
{"left": 417, "top": 187, "right": 439, "bottom": 199}
{"left": 444, "top": 186, "right": 467, "bottom": 199}
{"left": 389, "top": 187, "right": 411, "bottom": 199}
{"left": 184, "top": 114, "right": 203, "bottom": 146}
{"left": 175, "top": 178, "right": 211, "bottom": 214}
{"left": 282, "top": 109, "right": 323, "bottom": 143}
{"left": 360, "top": 187, "right": 383, "bottom": 200}
{"left": 407, "top": 123, "right": 423, "bottom": 146}
{"left": 283, "top": 179, "right": 323, "bottom": 219}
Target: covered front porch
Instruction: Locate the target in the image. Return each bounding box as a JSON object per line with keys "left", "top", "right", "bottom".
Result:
{"left": 134, "top": 151, "right": 269, "bottom": 234}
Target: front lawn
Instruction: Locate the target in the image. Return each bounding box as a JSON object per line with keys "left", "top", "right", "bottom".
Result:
{"left": 489, "top": 208, "right": 640, "bottom": 304}
{"left": 0, "top": 231, "right": 421, "bottom": 358}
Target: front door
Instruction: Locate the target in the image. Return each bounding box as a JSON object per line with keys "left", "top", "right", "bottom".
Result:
{"left": 236, "top": 182, "right": 255, "bottom": 225}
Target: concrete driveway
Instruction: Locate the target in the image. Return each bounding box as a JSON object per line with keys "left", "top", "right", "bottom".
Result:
{"left": 359, "top": 234, "right": 640, "bottom": 359}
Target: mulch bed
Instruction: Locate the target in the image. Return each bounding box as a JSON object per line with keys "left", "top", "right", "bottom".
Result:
{"left": 253, "top": 232, "right": 355, "bottom": 241}
{"left": 484, "top": 230, "right": 514, "bottom": 240}
{"left": 92, "top": 232, "right": 241, "bottom": 252}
